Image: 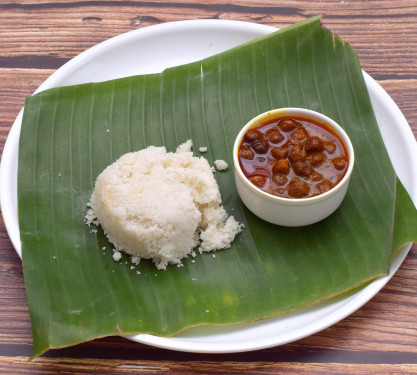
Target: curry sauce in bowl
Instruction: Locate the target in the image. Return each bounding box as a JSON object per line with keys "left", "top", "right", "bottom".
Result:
{"left": 238, "top": 115, "right": 349, "bottom": 199}
{"left": 233, "top": 108, "right": 354, "bottom": 226}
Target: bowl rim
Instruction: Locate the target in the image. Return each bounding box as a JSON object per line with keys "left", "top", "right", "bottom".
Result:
{"left": 233, "top": 107, "right": 355, "bottom": 205}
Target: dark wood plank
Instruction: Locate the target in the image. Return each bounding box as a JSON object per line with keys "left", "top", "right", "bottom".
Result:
{"left": 0, "top": 356, "right": 416, "bottom": 374}
{"left": 0, "top": 0, "right": 416, "bottom": 79}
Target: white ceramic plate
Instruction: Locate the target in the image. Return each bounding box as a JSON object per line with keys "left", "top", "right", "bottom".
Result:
{"left": 1, "top": 20, "right": 416, "bottom": 353}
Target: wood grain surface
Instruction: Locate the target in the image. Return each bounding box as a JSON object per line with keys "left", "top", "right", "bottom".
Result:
{"left": 1, "top": 0, "right": 416, "bottom": 373}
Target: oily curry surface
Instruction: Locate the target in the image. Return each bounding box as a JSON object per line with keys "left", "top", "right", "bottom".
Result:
{"left": 238, "top": 116, "right": 349, "bottom": 198}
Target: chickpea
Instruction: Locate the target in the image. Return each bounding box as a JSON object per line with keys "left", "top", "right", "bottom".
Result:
{"left": 251, "top": 139, "right": 269, "bottom": 154}
{"left": 323, "top": 141, "right": 336, "bottom": 154}
{"left": 332, "top": 157, "right": 347, "bottom": 170}
{"left": 278, "top": 118, "right": 299, "bottom": 132}
{"left": 287, "top": 178, "right": 310, "bottom": 198}
{"left": 292, "top": 162, "right": 314, "bottom": 178}
{"left": 288, "top": 146, "right": 307, "bottom": 163}
{"left": 245, "top": 129, "right": 262, "bottom": 142}
{"left": 272, "top": 174, "right": 288, "bottom": 186}
{"left": 249, "top": 175, "right": 267, "bottom": 188}
{"left": 305, "top": 136, "right": 323, "bottom": 153}
{"left": 290, "top": 128, "right": 308, "bottom": 146}
{"left": 312, "top": 172, "right": 323, "bottom": 181}
{"left": 239, "top": 145, "right": 254, "bottom": 160}
{"left": 272, "top": 159, "right": 290, "bottom": 175}
{"left": 266, "top": 129, "right": 284, "bottom": 144}
{"left": 316, "top": 180, "right": 333, "bottom": 194}
{"left": 307, "top": 152, "right": 327, "bottom": 167}
{"left": 271, "top": 145, "right": 289, "bottom": 160}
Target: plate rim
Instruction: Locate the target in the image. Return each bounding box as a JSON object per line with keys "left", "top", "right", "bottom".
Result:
{"left": 1, "top": 19, "right": 416, "bottom": 353}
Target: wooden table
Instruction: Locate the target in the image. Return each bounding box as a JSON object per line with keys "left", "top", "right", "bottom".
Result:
{"left": 1, "top": 1, "right": 416, "bottom": 373}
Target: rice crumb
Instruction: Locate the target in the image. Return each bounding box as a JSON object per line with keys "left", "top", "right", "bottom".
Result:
{"left": 112, "top": 251, "right": 122, "bottom": 262}
{"left": 214, "top": 159, "right": 228, "bottom": 171}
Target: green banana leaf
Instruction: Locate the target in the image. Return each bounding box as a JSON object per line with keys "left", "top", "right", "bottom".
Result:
{"left": 18, "top": 16, "right": 417, "bottom": 358}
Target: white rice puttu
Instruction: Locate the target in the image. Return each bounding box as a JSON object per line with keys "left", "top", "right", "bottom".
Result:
{"left": 86, "top": 141, "right": 243, "bottom": 270}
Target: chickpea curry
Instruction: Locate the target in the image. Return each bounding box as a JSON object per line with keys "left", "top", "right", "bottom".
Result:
{"left": 238, "top": 116, "right": 349, "bottom": 199}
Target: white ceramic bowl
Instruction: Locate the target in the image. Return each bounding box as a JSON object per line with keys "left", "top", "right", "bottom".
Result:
{"left": 233, "top": 108, "right": 355, "bottom": 226}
